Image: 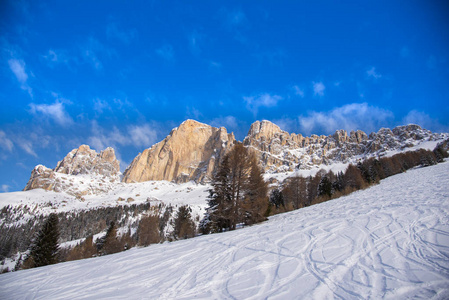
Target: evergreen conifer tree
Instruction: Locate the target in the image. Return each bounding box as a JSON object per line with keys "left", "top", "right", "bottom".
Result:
{"left": 28, "top": 213, "right": 60, "bottom": 267}
{"left": 173, "top": 205, "right": 196, "bottom": 239}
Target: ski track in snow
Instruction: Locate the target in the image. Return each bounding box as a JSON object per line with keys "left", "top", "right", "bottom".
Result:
{"left": 1, "top": 163, "right": 449, "bottom": 299}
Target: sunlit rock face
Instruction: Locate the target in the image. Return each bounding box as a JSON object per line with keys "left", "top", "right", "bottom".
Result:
{"left": 23, "top": 145, "right": 121, "bottom": 196}
{"left": 244, "top": 120, "right": 443, "bottom": 174}
{"left": 122, "top": 119, "right": 236, "bottom": 183}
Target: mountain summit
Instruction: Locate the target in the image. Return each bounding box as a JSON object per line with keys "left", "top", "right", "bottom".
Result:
{"left": 122, "top": 119, "right": 236, "bottom": 183}
{"left": 23, "top": 145, "right": 121, "bottom": 196}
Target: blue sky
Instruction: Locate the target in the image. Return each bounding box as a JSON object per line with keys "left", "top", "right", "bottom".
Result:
{"left": 1, "top": 1, "right": 448, "bottom": 192}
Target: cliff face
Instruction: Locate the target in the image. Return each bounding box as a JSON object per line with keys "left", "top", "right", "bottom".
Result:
{"left": 244, "top": 120, "right": 445, "bottom": 173}
{"left": 122, "top": 119, "right": 235, "bottom": 183}
{"left": 23, "top": 145, "right": 121, "bottom": 196}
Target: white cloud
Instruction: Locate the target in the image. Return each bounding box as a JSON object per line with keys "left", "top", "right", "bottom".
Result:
{"left": 89, "top": 121, "right": 159, "bottom": 151}
{"left": 43, "top": 49, "right": 72, "bottom": 67}
{"left": 8, "top": 59, "right": 28, "bottom": 83}
{"left": 29, "top": 101, "right": 74, "bottom": 126}
{"left": 272, "top": 118, "right": 296, "bottom": 133}
{"left": 1, "top": 184, "right": 10, "bottom": 193}
{"left": 244, "top": 93, "right": 283, "bottom": 116}
{"left": 93, "top": 98, "right": 111, "bottom": 114}
{"left": 293, "top": 85, "right": 305, "bottom": 98}
{"left": 16, "top": 137, "right": 37, "bottom": 157}
{"left": 367, "top": 67, "right": 382, "bottom": 79}
{"left": 298, "top": 103, "right": 394, "bottom": 135}
{"left": 186, "top": 107, "right": 203, "bottom": 120}
{"left": 402, "top": 110, "right": 448, "bottom": 132}
{"left": 156, "top": 44, "right": 175, "bottom": 62}
{"left": 81, "top": 37, "right": 115, "bottom": 70}
{"left": 8, "top": 58, "right": 32, "bottom": 96}
{"left": 313, "top": 82, "right": 325, "bottom": 97}
{"left": 128, "top": 124, "right": 158, "bottom": 148}
{"left": 89, "top": 121, "right": 127, "bottom": 151}
{"left": 0, "top": 131, "right": 14, "bottom": 152}
{"left": 210, "top": 116, "right": 238, "bottom": 130}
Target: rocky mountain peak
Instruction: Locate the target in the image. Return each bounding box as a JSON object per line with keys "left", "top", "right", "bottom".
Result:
{"left": 24, "top": 145, "right": 121, "bottom": 196}
{"left": 247, "top": 120, "right": 283, "bottom": 140}
{"left": 54, "top": 145, "right": 120, "bottom": 177}
{"left": 122, "top": 119, "right": 236, "bottom": 184}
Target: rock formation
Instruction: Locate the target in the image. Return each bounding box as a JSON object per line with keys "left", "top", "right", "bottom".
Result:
{"left": 22, "top": 120, "right": 448, "bottom": 192}
{"left": 244, "top": 121, "right": 445, "bottom": 174}
{"left": 24, "top": 145, "right": 121, "bottom": 196}
{"left": 122, "top": 119, "right": 235, "bottom": 183}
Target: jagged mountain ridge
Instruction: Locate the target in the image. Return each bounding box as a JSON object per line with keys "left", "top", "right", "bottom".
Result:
{"left": 23, "top": 119, "right": 448, "bottom": 194}
{"left": 244, "top": 120, "right": 447, "bottom": 174}
{"left": 23, "top": 145, "right": 121, "bottom": 197}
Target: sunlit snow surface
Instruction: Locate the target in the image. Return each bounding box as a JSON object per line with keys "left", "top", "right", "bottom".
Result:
{"left": 1, "top": 162, "right": 449, "bottom": 299}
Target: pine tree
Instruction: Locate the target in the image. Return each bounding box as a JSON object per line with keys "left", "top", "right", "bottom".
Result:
{"left": 269, "top": 189, "right": 284, "bottom": 208}
{"left": 28, "top": 213, "right": 60, "bottom": 268}
{"left": 205, "top": 154, "right": 232, "bottom": 233}
{"left": 205, "top": 143, "right": 269, "bottom": 232}
{"left": 318, "top": 175, "right": 332, "bottom": 198}
{"left": 173, "top": 205, "right": 196, "bottom": 240}
{"left": 243, "top": 153, "right": 268, "bottom": 225}
{"left": 97, "top": 221, "right": 121, "bottom": 255}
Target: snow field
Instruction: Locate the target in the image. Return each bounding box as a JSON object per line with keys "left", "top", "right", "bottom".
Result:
{"left": 1, "top": 162, "right": 449, "bottom": 299}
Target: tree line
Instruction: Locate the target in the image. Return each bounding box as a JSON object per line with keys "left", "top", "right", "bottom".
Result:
{"left": 270, "top": 146, "right": 448, "bottom": 213}
{"left": 8, "top": 203, "right": 197, "bottom": 271}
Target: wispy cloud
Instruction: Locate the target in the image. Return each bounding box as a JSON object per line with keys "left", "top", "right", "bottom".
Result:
{"left": 244, "top": 93, "right": 283, "bottom": 116}
{"left": 43, "top": 49, "right": 74, "bottom": 68}
{"left": 298, "top": 103, "right": 394, "bottom": 135}
{"left": 89, "top": 121, "right": 159, "bottom": 152}
{"left": 366, "top": 67, "right": 382, "bottom": 79}
{"left": 210, "top": 116, "right": 238, "bottom": 130}
{"left": 128, "top": 124, "right": 158, "bottom": 148}
{"left": 313, "top": 81, "right": 325, "bottom": 97}
{"left": 8, "top": 58, "right": 33, "bottom": 96}
{"left": 293, "top": 85, "right": 305, "bottom": 98}
{"left": 81, "top": 37, "right": 115, "bottom": 70}
{"left": 156, "top": 44, "right": 175, "bottom": 62}
{"left": 0, "top": 131, "right": 14, "bottom": 152}
{"left": 16, "top": 137, "right": 37, "bottom": 157}
{"left": 93, "top": 98, "right": 111, "bottom": 114}
{"left": 1, "top": 184, "right": 10, "bottom": 193}
{"left": 29, "top": 100, "right": 74, "bottom": 127}
{"left": 402, "top": 110, "right": 448, "bottom": 132}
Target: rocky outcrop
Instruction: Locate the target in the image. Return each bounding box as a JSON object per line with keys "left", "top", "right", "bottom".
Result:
{"left": 23, "top": 145, "right": 121, "bottom": 196}
{"left": 122, "top": 119, "right": 235, "bottom": 183}
{"left": 54, "top": 145, "right": 120, "bottom": 177}
{"left": 244, "top": 120, "right": 446, "bottom": 173}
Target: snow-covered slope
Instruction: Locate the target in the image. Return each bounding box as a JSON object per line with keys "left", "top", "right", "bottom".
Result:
{"left": 1, "top": 162, "right": 448, "bottom": 299}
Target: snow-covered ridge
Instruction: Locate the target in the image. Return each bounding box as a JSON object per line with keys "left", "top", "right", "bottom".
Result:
{"left": 245, "top": 122, "right": 448, "bottom": 175}
{"left": 1, "top": 180, "right": 210, "bottom": 226}
{"left": 2, "top": 161, "right": 448, "bottom": 299}
{"left": 23, "top": 145, "right": 121, "bottom": 197}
